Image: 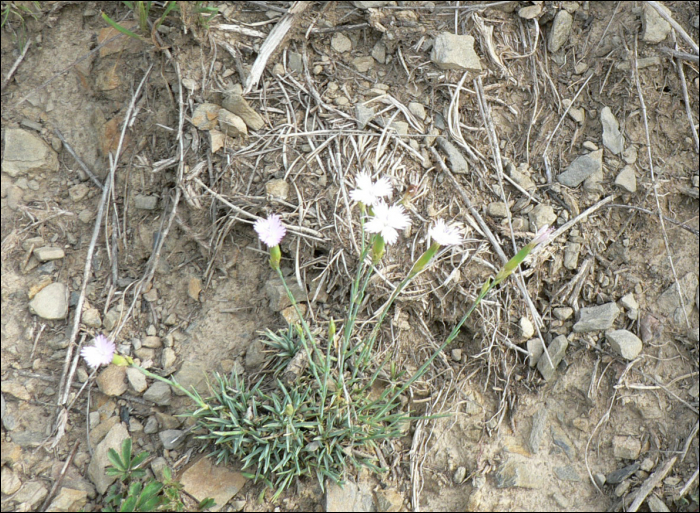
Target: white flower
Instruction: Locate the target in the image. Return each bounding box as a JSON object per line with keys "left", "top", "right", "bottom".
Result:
{"left": 350, "top": 172, "right": 393, "bottom": 206}
{"left": 254, "top": 214, "right": 287, "bottom": 247}
{"left": 429, "top": 219, "right": 463, "bottom": 246}
{"left": 365, "top": 201, "right": 411, "bottom": 245}
{"left": 81, "top": 334, "right": 116, "bottom": 369}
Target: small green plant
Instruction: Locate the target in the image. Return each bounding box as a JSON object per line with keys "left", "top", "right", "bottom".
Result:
{"left": 81, "top": 172, "right": 553, "bottom": 504}
{"left": 103, "top": 438, "right": 215, "bottom": 512}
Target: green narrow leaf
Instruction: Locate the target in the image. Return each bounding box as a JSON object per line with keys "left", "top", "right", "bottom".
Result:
{"left": 107, "top": 448, "right": 127, "bottom": 472}
{"left": 101, "top": 12, "right": 144, "bottom": 40}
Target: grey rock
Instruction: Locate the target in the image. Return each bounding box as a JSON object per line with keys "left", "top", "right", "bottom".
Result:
{"left": 88, "top": 423, "right": 129, "bottom": 494}
{"left": 218, "top": 109, "right": 248, "bottom": 137}
{"left": 389, "top": 120, "right": 409, "bottom": 135}
{"left": 537, "top": 335, "right": 569, "bottom": 381}
{"left": 160, "top": 429, "right": 185, "bottom": 450}
{"left": 657, "top": 273, "right": 698, "bottom": 321}
{"left": 371, "top": 41, "right": 387, "bottom": 64}
{"left": 529, "top": 204, "right": 557, "bottom": 232}
{"left": 326, "top": 478, "right": 375, "bottom": 512}
{"left": 563, "top": 99, "right": 585, "bottom": 124}
{"left": 33, "top": 246, "right": 65, "bottom": 262}
{"left": 134, "top": 194, "right": 158, "bottom": 210}
{"left": 622, "top": 145, "right": 638, "bottom": 164}
{"left": 245, "top": 339, "right": 267, "bottom": 369}
{"left": 553, "top": 307, "right": 574, "bottom": 320}
{"left": 564, "top": 242, "right": 581, "bottom": 270}
{"left": 436, "top": 136, "right": 468, "bottom": 173}
{"left": 179, "top": 457, "right": 248, "bottom": 511}
{"left": 69, "top": 183, "right": 90, "bottom": 202}
{"left": 548, "top": 10, "right": 573, "bottom": 53}
{"left": 607, "top": 463, "right": 639, "bottom": 484}
{"left": 528, "top": 407, "right": 548, "bottom": 454}
{"left": 12, "top": 480, "right": 47, "bottom": 511}
{"left": 144, "top": 416, "right": 158, "bottom": 434}
{"left": 126, "top": 367, "right": 148, "bottom": 393}
{"left": 265, "top": 178, "right": 289, "bottom": 200}
{"left": 2, "top": 128, "right": 59, "bottom": 177}
{"left": 355, "top": 104, "right": 376, "bottom": 128}
{"left": 601, "top": 106, "right": 624, "bottom": 155}
{"left": 191, "top": 103, "right": 220, "bottom": 130}
{"left": 553, "top": 492, "right": 571, "bottom": 509}
{"left": 606, "top": 329, "right": 643, "bottom": 360}
{"left": 162, "top": 347, "right": 177, "bottom": 369}
{"left": 47, "top": 487, "right": 88, "bottom": 512}
{"left": 487, "top": 202, "right": 508, "bottom": 218}
{"left": 1, "top": 466, "right": 22, "bottom": 495}
{"left": 613, "top": 435, "right": 641, "bottom": 460}
{"left": 29, "top": 282, "right": 68, "bottom": 320}
{"left": 527, "top": 338, "right": 544, "bottom": 367}
{"left": 573, "top": 302, "right": 620, "bottom": 332}
{"left": 171, "top": 361, "right": 208, "bottom": 397}
{"left": 496, "top": 458, "right": 543, "bottom": 488}
{"left": 642, "top": 3, "right": 672, "bottom": 43}
{"left": 82, "top": 307, "right": 101, "bottom": 328}
{"left": 621, "top": 293, "right": 639, "bottom": 319}
{"left": 264, "top": 276, "right": 306, "bottom": 311}
{"left": 554, "top": 465, "right": 581, "bottom": 482}
{"left": 353, "top": 1, "right": 391, "bottom": 7}
{"left": 331, "top": 32, "right": 352, "bottom": 53}
{"left": 408, "top": 102, "right": 426, "bottom": 120}
{"left": 646, "top": 494, "right": 671, "bottom": 512}
{"left": 222, "top": 93, "right": 265, "bottom": 131}
{"left": 510, "top": 164, "right": 536, "bottom": 190}
{"left": 143, "top": 381, "right": 171, "bottom": 406}
{"left": 557, "top": 149, "right": 603, "bottom": 187}
{"left": 454, "top": 466, "right": 467, "bottom": 484}
{"left": 431, "top": 32, "right": 482, "bottom": 71}
{"left": 288, "top": 52, "right": 303, "bottom": 73}
{"left": 352, "top": 56, "right": 375, "bottom": 73}
{"left": 142, "top": 336, "right": 161, "bottom": 348}
{"left": 551, "top": 425, "right": 576, "bottom": 460}
{"left": 594, "top": 473, "right": 607, "bottom": 487}
{"left": 614, "top": 165, "right": 636, "bottom": 192}
{"left": 103, "top": 305, "right": 123, "bottom": 331}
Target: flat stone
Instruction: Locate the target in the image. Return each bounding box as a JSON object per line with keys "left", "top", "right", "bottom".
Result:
{"left": 134, "top": 194, "right": 158, "bottom": 210}
{"left": 622, "top": 146, "right": 638, "bottom": 164}
{"left": 47, "top": 487, "right": 88, "bottom": 512}
{"left": 87, "top": 422, "right": 129, "bottom": 494}
{"left": 288, "top": 52, "right": 303, "bottom": 73}
{"left": 528, "top": 408, "right": 548, "bottom": 454}
{"left": 2, "top": 128, "right": 59, "bottom": 177}
{"left": 613, "top": 435, "right": 642, "bottom": 460}
{"left": 159, "top": 429, "right": 184, "bottom": 450}
{"left": 143, "top": 381, "right": 171, "bottom": 406}
{"left": 563, "top": 99, "right": 585, "bottom": 124}
{"left": 557, "top": 149, "right": 603, "bottom": 187}
{"left": 656, "top": 273, "right": 698, "bottom": 321}
{"left": 553, "top": 307, "right": 574, "bottom": 320}
{"left": 355, "top": 104, "right": 375, "bottom": 128}
{"left": 29, "top": 282, "right": 68, "bottom": 320}
{"left": 510, "top": 164, "right": 536, "bottom": 190}
{"left": 573, "top": 302, "right": 620, "bottom": 332}
{"left": 642, "top": 3, "right": 672, "bottom": 43}
{"left": 564, "top": 241, "right": 581, "bottom": 270}
{"left": 527, "top": 338, "right": 544, "bottom": 367}
{"left": 326, "top": 478, "right": 375, "bottom": 512}
{"left": 96, "top": 365, "right": 127, "bottom": 396}
{"left": 436, "top": 136, "right": 468, "bottom": 173}
{"left": 180, "top": 456, "right": 247, "bottom": 511}
{"left": 487, "top": 202, "right": 508, "bottom": 218}
{"left": 82, "top": 307, "right": 101, "bottom": 328}
{"left": 265, "top": 276, "right": 306, "bottom": 311}
{"left": 371, "top": 41, "right": 387, "bottom": 64}
{"left": 218, "top": 109, "right": 248, "bottom": 137}
{"left": 172, "top": 361, "right": 208, "bottom": 397}
{"left": 191, "top": 103, "right": 220, "bottom": 131}
{"left": 615, "top": 165, "right": 637, "bottom": 192}
{"left": 126, "top": 367, "right": 148, "bottom": 393}
{"left": 33, "top": 246, "right": 65, "bottom": 262}
{"left": 519, "top": 4, "right": 543, "bottom": 19}
{"left": 222, "top": 93, "right": 265, "bottom": 131}
{"left": 606, "top": 329, "right": 643, "bottom": 360}
{"left": 554, "top": 465, "right": 581, "bottom": 482}
{"left": 431, "top": 32, "right": 482, "bottom": 71}
{"left": 496, "top": 458, "right": 543, "bottom": 488}
{"left": 601, "top": 106, "right": 624, "bottom": 155}
{"left": 352, "top": 56, "right": 375, "bottom": 73}
{"left": 529, "top": 204, "right": 557, "bottom": 232}
{"left": 353, "top": 1, "right": 391, "bottom": 7}
{"left": 162, "top": 347, "right": 176, "bottom": 369}
{"left": 548, "top": 10, "right": 573, "bottom": 53}
{"left": 142, "top": 336, "right": 161, "bottom": 348}
{"left": 408, "top": 102, "right": 426, "bottom": 120}
{"left": 519, "top": 317, "right": 535, "bottom": 340}
{"left": 69, "top": 183, "right": 90, "bottom": 202}
{"left": 537, "top": 335, "right": 569, "bottom": 381}
{"left": 331, "top": 32, "right": 352, "bottom": 53}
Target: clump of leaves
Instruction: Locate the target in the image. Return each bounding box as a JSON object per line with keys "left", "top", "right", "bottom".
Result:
{"left": 103, "top": 438, "right": 215, "bottom": 512}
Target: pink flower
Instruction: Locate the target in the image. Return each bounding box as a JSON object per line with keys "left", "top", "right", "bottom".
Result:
{"left": 428, "top": 219, "right": 463, "bottom": 246}
{"left": 254, "top": 214, "right": 287, "bottom": 247}
{"left": 350, "top": 172, "right": 393, "bottom": 206}
{"left": 81, "top": 334, "right": 116, "bottom": 369}
{"left": 531, "top": 224, "right": 553, "bottom": 247}
{"left": 365, "top": 201, "right": 411, "bottom": 245}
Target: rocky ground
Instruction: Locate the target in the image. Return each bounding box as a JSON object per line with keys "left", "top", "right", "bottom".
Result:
{"left": 1, "top": 1, "right": 699, "bottom": 512}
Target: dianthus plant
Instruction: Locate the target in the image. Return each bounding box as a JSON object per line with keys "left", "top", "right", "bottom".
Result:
{"left": 113, "top": 177, "right": 552, "bottom": 501}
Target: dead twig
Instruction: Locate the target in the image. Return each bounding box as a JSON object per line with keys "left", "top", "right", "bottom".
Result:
{"left": 626, "top": 456, "right": 677, "bottom": 512}
{"left": 1, "top": 39, "right": 31, "bottom": 91}
{"left": 53, "top": 129, "right": 104, "bottom": 190}
{"left": 646, "top": 1, "right": 699, "bottom": 55}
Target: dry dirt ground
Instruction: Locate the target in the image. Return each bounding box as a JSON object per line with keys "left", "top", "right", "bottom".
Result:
{"left": 1, "top": 1, "right": 699, "bottom": 512}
